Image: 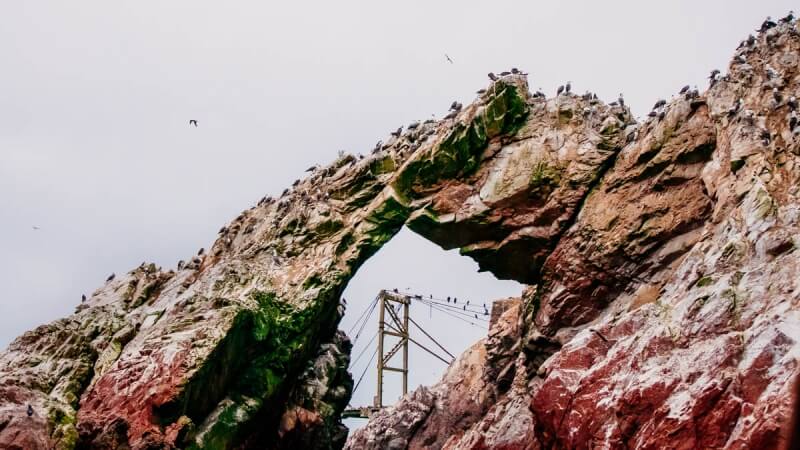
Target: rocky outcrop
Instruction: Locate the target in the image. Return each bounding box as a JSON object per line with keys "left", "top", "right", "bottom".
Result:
{"left": 348, "top": 15, "right": 800, "bottom": 450}
{"left": 1, "top": 13, "right": 799, "bottom": 450}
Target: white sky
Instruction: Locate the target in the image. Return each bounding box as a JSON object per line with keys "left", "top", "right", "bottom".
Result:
{"left": 1, "top": 0, "right": 794, "bottom": 429}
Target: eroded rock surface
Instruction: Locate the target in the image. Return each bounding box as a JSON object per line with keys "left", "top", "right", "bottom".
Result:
{"left": 1, "top": 14, "right": 799, "bottom": 450}
{"left": 348, "top": 16, "right": 800, "bottom": 450}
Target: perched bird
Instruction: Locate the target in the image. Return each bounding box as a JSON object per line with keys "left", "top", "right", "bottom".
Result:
{"left": 618, "top": 94, "right": 625, "bottom": 107}
{"left": 463, "top": 305, "right": 466, "bottom": 310}
{"left": 81, "top": 294, "right": 86, "bottom": 302}
{"left": 488, "top": 72, "right": 498, "bottom": 81}
{"left": 27, "top": 405, "right": 33, "bottom": 417}
{"left": 758, "top": 16, "right": 777, "bottom": 32}
{"left": 709, "top": 69, "right": 721, "bottom": 83}
{"left": 499, "top": 71, "right": 511, "bottom": 76}
{"left": 789, "top": 111, "right": 798, "bottom": 130}
{"left": 781, "top": 11, "right": 794, "bottom": 23}
{"left": 565, "top": 81, "right": 572, "bottom": 93}
{"left": 648, "top": 111, "right": 658, "bottom": 118}
{"left": 197, "top": 248, "right": 205, "bottom": 256}
{"left": 445, "top": 54, "right": 454, "bottom": 64}
{"left": 189, "top": 120, "right": 198, "bottom": 127}
{"left": 106, "top": 273, "right": 115, "bottom": 282}
{"left": 476, "top": 88, "right": 486, "bottom": 95}
{"left": 305, "top": 165, "right": 317, "bottom": 172}
{"left": 679, "top": 85, "right": 690, "bottom": 94}
{"left": 474, "top": 314, "right": 478, "bottom": 319}
{"left": 653, "top": 99, "right": 667, "bottom": 109}
{"left": 746, "top": 34, "right": 756, "bottom": 46}
{"left": 443, "top": 111, "right": 457, "bottom": 120}
{"left": 454, "top": 297, "right": 458, "bottom": 303}
{"left": 773, "top": 88, "right": 783, "bottom": 104}
{"left": 466, "top": 300, "right": 470, "bottom": 305}
{"left": 557, "top": 85, "right": 565, "bottom": 96}
{"left": 766, "top": 65, "right": 779, "bottom": 79}
{"left": 390, "top": 127, "right": 402, "bottom": 137}
{"left": 788, "top": 96, "right": 798, "bottom": 110}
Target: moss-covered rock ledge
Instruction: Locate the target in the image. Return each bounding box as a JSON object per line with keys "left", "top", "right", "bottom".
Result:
{"left": 0, "top": 74, "right": 632, "bottom": 449}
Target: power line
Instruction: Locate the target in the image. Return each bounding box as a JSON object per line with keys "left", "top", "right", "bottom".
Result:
{"left": 417, "top": 298, "right": 490, "bottom": 323}
{"left": 347, "top": 295, "right": 376, "bottom": 334}
{"left": 349, "top": 331, "right": 378, "bottom": 368}
{"left": 408, "top": 316, "right": 455, "bottom": 360}
{"left": 424, "top": 301, "right": 488, "bottom": 329}
{"left": 352, "top": 345, "right": 379, "bottom": 396}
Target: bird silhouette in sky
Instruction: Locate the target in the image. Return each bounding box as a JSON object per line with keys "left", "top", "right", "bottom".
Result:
{"left": 445, "top": 54, "right": 454, "bottom": 64}
{"left": 189, "top": 120, "right": 198, "bottom": 127}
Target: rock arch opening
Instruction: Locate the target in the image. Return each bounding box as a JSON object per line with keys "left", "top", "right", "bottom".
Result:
{"left": 340, "top": 226, "right": 523, "bottom": 429}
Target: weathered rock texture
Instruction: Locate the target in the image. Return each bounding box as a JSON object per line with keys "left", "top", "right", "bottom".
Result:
{"left": 347, "top": 16, "right": 800, "bottom": 450}
{"left": 1, "top": 15, "right": 799, "bottom": 450}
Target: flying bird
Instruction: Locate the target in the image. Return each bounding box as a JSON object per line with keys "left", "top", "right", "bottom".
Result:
{"left": 445, "top": 54, "right": 454, "bottom": 64}
{"left": 189, "top": 120, "right": 198, "bottom": 127}
{"left": 31, "top": 226, "right": 40, "bottom": 230}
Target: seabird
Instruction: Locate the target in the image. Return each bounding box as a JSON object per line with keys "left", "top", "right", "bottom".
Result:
{"left": 773, "top": 88, "right": 783, "bottom": 104}
{"left": 305, "top": 165, "right": 317, "bottom": 172}
{"left": 781, "top": 11, "right": 794, "bottom": 23}
{"left": 709, "top": 69, "right": 720, "bottom": 81}
{"left": 197, "top": 248, "right": 205, "bottom": 256}
{"left": 445, "top": 54, "right": 454, "bottom": 64}
{"left": 766, "top": 66, "right": 779, "bottom": 79}
{"left": 648, "top": 111, "right": 657, "bottom": 118}
{"left": 443, "top": 111, "right": 457, "bottom": 120}
{"left": 565, "top": 81, "right": 571, "bottom": 93}
{"left": 476, "top": 88, "right": 486, "bottom": 95}
{"left": 81, "top": 294, "right": 86, "bottom": 302}
{"left": 511, "top": 67, "right": 520, "bottom": 74}
{"left": 474, "top": 314, "right": 478, "bottom": 319}
{"left": 557, "top": 85, "right": 564, "bottom": 96}
{"left": 106, "top": 273, "right": 115, "bottom": 282}
{"left": 789, "top": 111, "right": 798, "bottom": 129}
{"left": 788, "top": 97, "right": 797, "bottom": 110}
{"left": 679, "top": 85, "right": 690, "bottom": 94}
{"left": 746, "top": 34, "right": 756, "bottom": 46}
{"left": 499, "top": 71, "right": 511, "bottom": 76}
{"left": 32, "top": 226, "right": 40, "bottom": 230}
{"left": 618, "top": 94, "right": 625, "bottom": 107}
{"left": 454, "top": 297, "right": 457, "bottom": 303}
{"left": 463, "top": 305, "right": 466, "bottom": 310}
{"left": 189, "top": 120, "right": 198, "bottom": 127}
{"left": 653, "top": 99, "right": 667, "bottom": 109}
{"left": 282, "top": 188, "right": 290, "bottom": 196}
{"left": 449, "top": 101, "right": 459, "bottom": 111}
{"left": 27, "top": 405, "right": 33, "bottom": 417}
{"left": 391, "top": 127, "right": 402, "bottom": 137}
{"left": 758, "top": 16, "right": 777, "bottom": 32}
{"left": 488, "top": 72, "right": 498, "bottom": 81}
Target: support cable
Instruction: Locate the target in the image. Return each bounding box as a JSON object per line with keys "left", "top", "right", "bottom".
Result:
{"left": 408, "top": 316, "right": 455, "bottom": 360}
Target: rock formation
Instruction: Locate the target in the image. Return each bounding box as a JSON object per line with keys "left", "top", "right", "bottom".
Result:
{"left": 1, "top": 14, "right": 799, "bottom": 450}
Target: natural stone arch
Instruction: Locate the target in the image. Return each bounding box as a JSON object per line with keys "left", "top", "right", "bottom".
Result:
{"left": 0, "top": 76, "right": 630, "bottom": 449}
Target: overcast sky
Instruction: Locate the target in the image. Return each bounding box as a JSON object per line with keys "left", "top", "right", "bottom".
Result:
{"left": 1, "top": 0, "right": 794, "bottom": 429}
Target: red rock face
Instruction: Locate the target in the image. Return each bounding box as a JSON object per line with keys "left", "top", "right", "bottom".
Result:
{"left": 348, "top": 17, "right": 800, "bottom": 450}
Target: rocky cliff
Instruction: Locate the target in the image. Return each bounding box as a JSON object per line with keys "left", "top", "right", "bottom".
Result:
{"left": 1, "top": 14, "right": 799, "bottom": 450}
